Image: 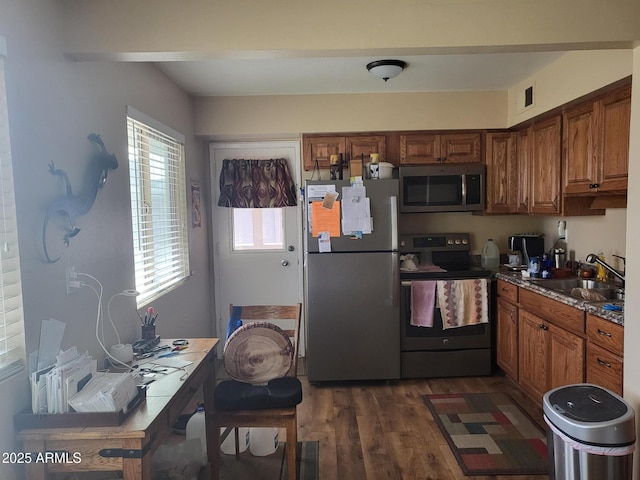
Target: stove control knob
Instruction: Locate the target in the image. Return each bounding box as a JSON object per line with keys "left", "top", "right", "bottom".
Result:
{"left": 447, "top": 239, "right": 453, "bottom": 245}
{"left": 462, "top": 239, "right": 468, "bottom": 245}
{"left": 455, "top": 239, "right": 461, "bottom": 245}
{"left": 443, "top": 338, "right": 449, "bottom": 344}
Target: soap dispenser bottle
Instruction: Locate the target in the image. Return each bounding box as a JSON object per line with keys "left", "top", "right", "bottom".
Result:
{"left": 596, "top": 251, "right": 607, "bottom": 281}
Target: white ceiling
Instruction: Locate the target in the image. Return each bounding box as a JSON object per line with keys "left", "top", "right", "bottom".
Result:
{"left": 155, "top": 52, "right": 566, "bottom": 97}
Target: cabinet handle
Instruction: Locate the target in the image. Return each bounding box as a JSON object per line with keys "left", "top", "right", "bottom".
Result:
{"left": 589, "top": 183, "right": 600, "bottom": 189}
{"left": 510, "top": 311, "right": 515, "bottom": 322}
{"left": 597, "top": 328, "right": 612, "bottom": 337}
{"left": 597, "top": 358, "right": 612, "bottom": 368}
{"left": 538, "top": 323, "right": 548, "bottom": 331}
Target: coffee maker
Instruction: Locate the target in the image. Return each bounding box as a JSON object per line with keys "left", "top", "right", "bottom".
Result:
{"left": 508, "top": 234, "right": 545, "bottom": 267}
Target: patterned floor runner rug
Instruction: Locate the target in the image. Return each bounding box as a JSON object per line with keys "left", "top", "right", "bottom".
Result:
{"left": 424, "top": 392, "right": 548, "bottom": 476}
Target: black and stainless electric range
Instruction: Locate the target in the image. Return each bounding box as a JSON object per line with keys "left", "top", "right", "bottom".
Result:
{"left": 399, "top": 233, "right": 493, "bottom": 378}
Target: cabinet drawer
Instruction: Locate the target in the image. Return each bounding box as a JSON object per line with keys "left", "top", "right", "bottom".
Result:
{"left": 519, "top": 289, "right": 585, "bottom": 334}
{"left": 496, "top": 280, "right": 518, "bottom": 304}
{"left": 586, "top": 314, "right": 623, "bottom": 356}
{"left": 586, "top": 342, "right": 623, "bottom": 396}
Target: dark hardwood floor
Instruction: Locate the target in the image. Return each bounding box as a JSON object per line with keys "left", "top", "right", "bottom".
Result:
{"left": 296, "top": 367, "right": 548, "bottom": 480}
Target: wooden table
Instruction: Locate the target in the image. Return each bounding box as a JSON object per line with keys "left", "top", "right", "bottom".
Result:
{"left": 17, "top": 338, "right": 219, "bottom": 480}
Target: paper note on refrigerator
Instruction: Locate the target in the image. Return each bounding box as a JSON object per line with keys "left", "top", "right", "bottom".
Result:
{"left": 311, "top": 201, "right": 341, "bottom": 237}
{"left": 341, "top": 186, "right": 371, "bottom": 234}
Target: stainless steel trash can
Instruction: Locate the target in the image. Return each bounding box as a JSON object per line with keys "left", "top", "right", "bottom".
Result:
{"left": 544, "top": 384, "right": 635, "bottom": 480}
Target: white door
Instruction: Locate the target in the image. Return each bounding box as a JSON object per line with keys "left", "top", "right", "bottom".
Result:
{"left": 210, "top": 141, "right": 304, "bottom": 353}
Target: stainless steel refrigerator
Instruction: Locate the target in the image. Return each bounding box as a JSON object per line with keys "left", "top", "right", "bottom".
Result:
{"left": 304, "top": 179, "right": 400, "bottom": 382}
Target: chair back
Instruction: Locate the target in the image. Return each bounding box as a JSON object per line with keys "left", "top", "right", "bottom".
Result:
{"left": 228, "top": 304, "right": 302, "bottom": 378}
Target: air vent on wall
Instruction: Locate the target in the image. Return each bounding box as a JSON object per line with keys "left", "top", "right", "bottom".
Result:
{"left": 524, "top": 86, "right": 534, "bottom": 107}
{"left": 516, "top": 82, "right": 535, "bottom": 113}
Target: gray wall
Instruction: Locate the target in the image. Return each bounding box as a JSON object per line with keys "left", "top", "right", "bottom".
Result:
{"left": 0, "top": 2, "right": 213, "bottom": 478}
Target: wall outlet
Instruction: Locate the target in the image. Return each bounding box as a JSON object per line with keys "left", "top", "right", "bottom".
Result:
{"left": 66, "top": 266, "right": 80, "bottom": 294}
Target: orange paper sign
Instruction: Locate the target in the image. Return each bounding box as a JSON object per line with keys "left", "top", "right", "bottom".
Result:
{"left": 311, "top": 201, "right": 341, "bottom": 237}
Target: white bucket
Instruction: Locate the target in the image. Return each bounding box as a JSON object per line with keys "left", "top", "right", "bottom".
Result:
{"left": 249, "top": 427, "right": 279, "bottom": 456}
{"left": 220, "top": 427, "right": 250, "bottom": 454}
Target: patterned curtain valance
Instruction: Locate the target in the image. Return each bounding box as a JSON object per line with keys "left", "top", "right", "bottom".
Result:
{"left": 217, "top": 158, "right": 297, "bottom": 208}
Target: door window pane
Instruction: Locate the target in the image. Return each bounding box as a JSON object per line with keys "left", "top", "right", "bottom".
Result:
{"left": 232, "top": 208, "right": 283, "bottom": 251}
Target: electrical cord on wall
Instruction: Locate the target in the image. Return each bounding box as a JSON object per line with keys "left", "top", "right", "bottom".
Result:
{"left": 77, "top": 272, "right": 134, "bottom": 371}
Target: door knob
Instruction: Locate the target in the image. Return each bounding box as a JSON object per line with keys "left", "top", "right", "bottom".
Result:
{"left": 281, "top": 259, "right": 289, "bottom": 266}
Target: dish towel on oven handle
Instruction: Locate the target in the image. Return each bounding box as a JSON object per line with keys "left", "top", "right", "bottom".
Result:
{"left": 436, "top": 279, "right": 489, "bottom": 329}
{"left": 410, "top": 281, "right": 437, "bottom": 327}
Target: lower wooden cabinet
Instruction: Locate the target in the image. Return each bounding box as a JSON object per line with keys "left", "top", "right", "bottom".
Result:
{"left": 518, "top": 310, "right": 549, "bottom": 399}
{"left": 586, "top": 314, "right": 624, "bottom": 395}
{"left": 518, "top": 309, "right": 584, "bottom": 402}
{"left": 496, "top": 297, "right": 518, "bottom": 381}
{"left": 497, "top": 279, "right": 624, "bottom": 403}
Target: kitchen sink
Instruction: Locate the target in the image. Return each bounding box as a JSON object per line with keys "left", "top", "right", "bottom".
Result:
{"left": 528, "top": 278, "right": 624, "bottom": 301}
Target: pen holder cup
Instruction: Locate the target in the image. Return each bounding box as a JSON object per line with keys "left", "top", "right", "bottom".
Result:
{"left": 141, "top": 324, "right": 156, "bottom": 340}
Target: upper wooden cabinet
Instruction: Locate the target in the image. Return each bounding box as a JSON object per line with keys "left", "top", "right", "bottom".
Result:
{"left": 346, "top": 135, "right": 387, "bottom": 166}
{"left": 302, "top": 134, "right": 386, "bottom": 171}
{"left": 516, "top": 127, "right": 532, "bottom": 214}
{"left": 531, "top": 116, "right": 562, "bottom": 215}
{"left": 485, "top": 132, "right": 517, "bottom": 214}
{"left": 399, "top": 132, "right": 482, "bottom": 164}
{"left": 563, "top": 86, "right": 631, "bottom": 195}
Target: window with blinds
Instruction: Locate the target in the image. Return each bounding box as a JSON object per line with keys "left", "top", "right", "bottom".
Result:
{"left": 0, "top": 38, "right": 27, "bottom": 382}
{"left": 127, "top": 107, "right": 190, "bottom": 308}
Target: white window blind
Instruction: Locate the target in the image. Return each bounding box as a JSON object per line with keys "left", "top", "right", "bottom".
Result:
{"left": 0, "top": 37, "right": 27, "bottom": 382}
{"left": 127, "top": 107, "right": 190, "bottom": 308}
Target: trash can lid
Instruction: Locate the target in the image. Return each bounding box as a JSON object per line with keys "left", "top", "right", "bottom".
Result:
{"left": 543, "top": 384, "right": 635, "bottom": 446}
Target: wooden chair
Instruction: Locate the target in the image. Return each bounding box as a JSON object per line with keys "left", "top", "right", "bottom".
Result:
{"left": 211, "top": 304, "right": 302, "bottom": 480}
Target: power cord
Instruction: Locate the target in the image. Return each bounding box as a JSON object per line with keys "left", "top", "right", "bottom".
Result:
{"left": 77, "top": 272, "right": 133, "bottom": 371}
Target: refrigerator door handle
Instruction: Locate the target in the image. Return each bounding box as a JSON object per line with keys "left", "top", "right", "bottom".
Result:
{"left": 391, "top": 252, "right": 399, "bottom": 307}
{"left": 390, "top": 196, "right": 398, "bottom": 251}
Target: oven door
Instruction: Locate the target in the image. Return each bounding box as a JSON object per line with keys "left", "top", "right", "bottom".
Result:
{"left": 400, "top": 280, "right": 491, "bottom": 351}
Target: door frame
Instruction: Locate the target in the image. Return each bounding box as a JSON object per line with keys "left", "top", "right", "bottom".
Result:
{"left": 209, "top": 140, "right": 305, "bottom": 353}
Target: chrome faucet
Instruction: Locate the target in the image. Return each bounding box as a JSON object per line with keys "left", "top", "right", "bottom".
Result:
{"left": 586, "top": 253, "right": 625, "bottom": 287}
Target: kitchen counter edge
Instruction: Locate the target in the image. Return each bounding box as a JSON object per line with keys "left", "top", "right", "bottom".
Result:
{"left": 495, "top": 271, "right": 624, "bottom": 326}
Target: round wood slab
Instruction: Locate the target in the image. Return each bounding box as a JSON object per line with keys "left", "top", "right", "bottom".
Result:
{"left": 223, "top": 321, "right": 294, "bottom": 385}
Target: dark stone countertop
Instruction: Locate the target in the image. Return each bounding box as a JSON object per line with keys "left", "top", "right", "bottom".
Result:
{"left": 495, "top": 270, "right": 624, "bottom": 327}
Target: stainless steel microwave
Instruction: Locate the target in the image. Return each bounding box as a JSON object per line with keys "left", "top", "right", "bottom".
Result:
{"left": 399, "top": 164, "right": 485, "bottom": 213}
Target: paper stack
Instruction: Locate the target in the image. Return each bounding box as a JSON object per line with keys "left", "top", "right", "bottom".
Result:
{"left": 31, "top": 345, "right": 98, "bottom": 414}
{"left": 68, "top": 372, "right": 139, "bottom": 413}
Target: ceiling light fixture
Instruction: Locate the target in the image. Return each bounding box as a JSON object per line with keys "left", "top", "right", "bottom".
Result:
{"left": 366, "top": 59, "right": 407, "bottom": 82}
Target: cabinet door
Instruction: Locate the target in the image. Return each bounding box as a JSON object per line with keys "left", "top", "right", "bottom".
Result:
{"left": 302, "top": 136, "right": 345, "bottom": 170}
{"left": 518, "top": 310, "right": 549, "bottom": 401}
{"left": 485, "top": 132, "right": 517, "bottom": 214}
{"left": 598, "top": 87, "right": 631, "bottom": 192}
{"left": 399, "top": 134, "right": 440, "bottom": 164}
{"left": 563, "top": 102, "right": 597, "bottom": 195}
{"left": 496, "top": 297, "right": 518, "bottom": 380}
{"left": 516, "top": 127, "right": 531, "bottom": 214}
{"left": 530, "top": 116, "right": 561, "bottom": 215}
{"left": 548, "top": 322, "right": 585, "bottom": 390}
{"left": 346, "top": 135, "right": 387, "bottom": 165}
{"left": 439, "top": 133, "right": 482, "bottom": 163}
